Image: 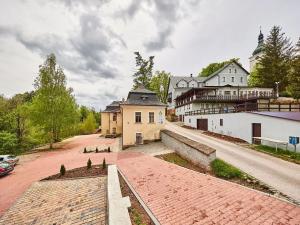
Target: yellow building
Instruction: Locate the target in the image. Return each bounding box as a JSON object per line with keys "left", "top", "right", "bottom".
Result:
{"left": 120, "top": 87, "right": 166, "bottom": 148}
{"left": 101, "top": 101, "right": 122, "bottom": 137}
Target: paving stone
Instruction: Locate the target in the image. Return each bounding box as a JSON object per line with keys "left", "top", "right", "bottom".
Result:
{"left": 0, "top": 177, "right": 107, "bottom": 225}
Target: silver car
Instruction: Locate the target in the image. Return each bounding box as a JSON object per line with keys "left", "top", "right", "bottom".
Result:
{"left": 0, "top": 155, "right": 19, "bottom": 166}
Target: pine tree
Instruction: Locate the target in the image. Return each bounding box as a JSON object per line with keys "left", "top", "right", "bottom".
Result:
{"left": 256, "top": 26, "right": 293, "bottom": 92}
{"left": 133, "top": 52, "right": 154, "bottom": 89}
{"left": 87, "top": 158, "right": 92, "bottom": 169}
{"left": 288, "top": 38, "right": 300, "bottom": 99}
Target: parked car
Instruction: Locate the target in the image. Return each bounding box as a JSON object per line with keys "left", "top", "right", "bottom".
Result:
{"left": 0, "top": 155, "right": 19, "bottom": 166}
{"left": 0, "top": 162, "right": 14, "bottom": 177}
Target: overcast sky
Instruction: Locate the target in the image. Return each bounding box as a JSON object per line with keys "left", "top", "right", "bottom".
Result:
{"left": 0, "top": 0, "right": 299, "bottom": 110}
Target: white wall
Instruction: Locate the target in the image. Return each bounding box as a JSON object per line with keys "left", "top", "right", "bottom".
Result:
{"left": 205, "top": 63, "right": 248, "bottom": 87}
{"left": 185, "top": 112, "right": 300, "bottom": 152}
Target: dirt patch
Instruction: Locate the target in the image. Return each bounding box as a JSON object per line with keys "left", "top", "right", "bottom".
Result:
{"left": 42, "top": 165, "right": 107, "bottom": 180}
{"left": 203, "top": 131, "right": 247, "bottom": 143}
{"left": 119, "top": 173, "right": 154, "bottom": 225}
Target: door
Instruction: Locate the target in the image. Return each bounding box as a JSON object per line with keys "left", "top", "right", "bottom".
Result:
{"left": 136, "top": 133, "right": 143, "bottom": 145}
{"left": 197, "top": 119, "right": 208, "bottom": 131}
{"left": 252, "top": 123, "right": 261, "bottom": 144}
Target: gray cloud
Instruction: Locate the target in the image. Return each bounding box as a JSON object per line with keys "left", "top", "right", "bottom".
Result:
{"left": 0, "top": 12, "right": 125, "bottom": 82}
{"left": 120, "top": 0, "right": 200, "bottom": 52}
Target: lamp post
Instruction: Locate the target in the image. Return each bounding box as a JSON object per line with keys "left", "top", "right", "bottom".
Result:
{"left": 275, "top": 82, "right": 280, "bottom": 98}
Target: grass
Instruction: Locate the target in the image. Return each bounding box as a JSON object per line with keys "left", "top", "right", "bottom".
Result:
{"left": 159, "top": 153, "right": 190, "bottom": 168}
{"left": 210, "top": 159, "right": 242, "bottom": 179}
{"left": 253, "top": 145, "right": 300, "bottom": 164}
{"left": 131, "top": 209, "right": 146, "bottom": 225}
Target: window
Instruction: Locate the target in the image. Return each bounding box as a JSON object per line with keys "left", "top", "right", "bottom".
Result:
{"left": 240, "top": 77, "right": 243, "bottom": 83}
{"left": 233, "top": 91, "right": 236, "bottom": 95}
{"left": 113, "top": 113, "right": 117, "bottom": 121}
{"left": 231, "top": 77, "right": 235, "bottom": 82}
{"left": 220, "top": 119, "right": 223, "bottom": 126}
{"left": 224, "top": 91, "right": 231, "bottom": 95}
{"left": 112, "top": 127, "right": 116, "bottom": 134}
{"left": 229, "top": 69, "right": 231, "bottom": 73}
{"left": 234, "top": 69, "right": 237, "bottom": 73}
{"left": 135, "top": 112, "right": 141, "bottom": 123}
{"left": 189, "top": 119, "right": 191, "bottom": 123}
{"left": 149, "top": 112, "right": 154, "bottom": 123}
{"left": 223, "top": 77, "right": 225, "bottom": 82}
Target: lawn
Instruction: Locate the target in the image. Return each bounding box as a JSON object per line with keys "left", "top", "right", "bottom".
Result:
{"left": 253, "top": 145, "right": 300, "bottom": 164}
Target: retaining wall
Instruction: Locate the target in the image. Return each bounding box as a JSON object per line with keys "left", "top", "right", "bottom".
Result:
{"left": 161, "top": 129, "right": 216, "bottom": 168}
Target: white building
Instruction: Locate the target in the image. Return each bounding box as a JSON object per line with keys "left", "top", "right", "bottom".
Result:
{"left": 167, "top": 60, "right": 250, "bottom": 113}
{"left": 184, "top": 111, "right": 300, "bottom": 152}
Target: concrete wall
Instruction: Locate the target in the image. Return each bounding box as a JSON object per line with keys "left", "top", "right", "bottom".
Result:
{"left": 185, "top": 112, "right": 300, "bottom": 151}
{"left": 161, "top": 130, "right": 216, "bottom": 168}
{"left": 121, "top": 105, "right": 165, "bottom": 147}
{"left": 101, "top": 112, "right": 122, "bottom": 135}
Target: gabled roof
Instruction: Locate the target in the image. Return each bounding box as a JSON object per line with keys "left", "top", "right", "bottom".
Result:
{"left": 103, "top": 101, "right": 121, "bottom": 112}
{"left": 169, "top": 76, "right": 206, "bottom": 89}
{"left": 121, "top": 86, "right": 166, "bottom": 106}
{"left": 203, "top": 60, "right": 250, "bottom": 83}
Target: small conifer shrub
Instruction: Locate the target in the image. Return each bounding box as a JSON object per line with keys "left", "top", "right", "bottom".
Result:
{"left": 102, "top": 158, "right": 106, "bottom": 169}
{"left": 60, "top": 164, "right": 66, "bottom": 176}
{"left": 87, "top": 158, "right": 92, "bottom": 169}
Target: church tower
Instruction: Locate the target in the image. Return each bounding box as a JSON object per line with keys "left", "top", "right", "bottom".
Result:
{"left": 249, "top": 29, "right": 264, "bottom": 72}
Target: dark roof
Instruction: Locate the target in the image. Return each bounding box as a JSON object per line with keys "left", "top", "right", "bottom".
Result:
{"left": 122, "top": 87, "right": 166, "bottom": 106}
{"left": 103, "top": 101, "right": 121, "bottom": 112}
{"left": 169, "top": 76, "right": 206, "bottom": 88}
{"left": 250, "top": 112, "right": 300, "bottom": 122}
{"left": 203, "top": 60, "right": 250, "bottom": 82}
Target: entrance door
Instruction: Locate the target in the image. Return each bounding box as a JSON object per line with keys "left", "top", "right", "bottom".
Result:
{"left": 252, "top": 123, "right": 261, "bottom": 144}
{"left": 197, "top": 119, "right": 208, "bottom": 131}
{"left": 136, "top": 133, "right": 143, "bottom": 145}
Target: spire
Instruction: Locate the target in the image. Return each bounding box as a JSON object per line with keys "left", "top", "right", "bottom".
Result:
{"left": 258, "top": 26, "right": 264, "bottom": 44}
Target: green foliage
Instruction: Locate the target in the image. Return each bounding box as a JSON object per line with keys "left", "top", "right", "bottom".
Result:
{"left": 80, "top": 112, "right": 97, "bottom": 134}
{"left": 133, "top": 52, "right": 154, "bottom": 89}
{"left": 87, "top": 158, "right": 92, "bottom": 169}
{"left": 102, "top": 158, "right": 106, "bottom": 169}
{"left": 160, "top": 153, "right": 189, "bottom": 167}
{"left": 131, "top": 208, "right": 146, "bottom": 225}
{"left": 211, "top": 159, "right": 242, "bottom": 179}
{"left": 30, "top": 54, "right": 79, "bottom": 148}
{"left": 288, "top": 38, "right": 300, "bottom": 99}
{"left": 255, "top": 145, "right": 300, "bottom": 163}
{"left": 60, "top": 164, "right": 66, "bottom": 176}
{"left": 199, "top": 58, "right": 240, "bottom": 77}
{"left": 149, "top": 71, "right": 170, "bottom": 103}
{"left": 255, "top": 26, "right": 293, "bottom": 91}
{"left": 0, "top": 132, "right": 18, "bottom": 154}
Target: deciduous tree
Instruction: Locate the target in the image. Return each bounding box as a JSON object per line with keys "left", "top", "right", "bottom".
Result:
{"left": 150, "top": 71, "right": 170, "bottom": 103}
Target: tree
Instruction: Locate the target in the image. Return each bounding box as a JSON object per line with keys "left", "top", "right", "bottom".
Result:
{"left": 30, "top": 54, "right": 78, "bottom": 149}
{"left": 199, "top": 58, "right": 240, "bottom": 77}
{"left": 149, "top": 71, "right": 170, "bottom": 103}
{"left": 0, "top": 132, "right": 18, "bottom": 154}
{"left": 81, "top": 112, "right": 97, "bottom": 134}
{"left": 255, "top": 26, "right": 293, "bottom": 91}
{"left": 133, "top": 52, "right": 154, "bottom": 89}
{"left": 288, "top": 38, "right": 300, "bottom": 99}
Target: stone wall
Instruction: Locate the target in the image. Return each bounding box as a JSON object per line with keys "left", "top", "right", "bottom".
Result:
{"left": 161, "top": 130, "right": 216, "bottom": 168}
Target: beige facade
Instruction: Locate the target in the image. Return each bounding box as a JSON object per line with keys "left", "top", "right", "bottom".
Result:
{"left": 101, "top": 111, "right": 122, "bottom": 136}
{"left": 121, "top": 105, "right": 165, "bottom": 148}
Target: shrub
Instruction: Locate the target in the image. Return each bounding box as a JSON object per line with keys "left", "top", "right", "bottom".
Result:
{"left": 102, "top": 158, "right": 106, "bottom": 169}
{"left": 60, "top": 164, "right": 66, "bottom": 176}
{"left": 84, "top": 147, "right": 87, "bottom": 153}
{"left": 108, "top": 147, "right": 111, "bottom": 152}
{"left": 87, "top": 158, "right": 92, "bottom": 169}
{"left": 211, "top": 159, "right": 242, "bottom": 179}
{"left": 96, "top": 147, "right": 98, "bottom": 153}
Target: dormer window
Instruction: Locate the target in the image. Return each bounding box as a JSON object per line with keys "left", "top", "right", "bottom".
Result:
{"left": 141, "top": 95, "right": 148, "bottom": 100}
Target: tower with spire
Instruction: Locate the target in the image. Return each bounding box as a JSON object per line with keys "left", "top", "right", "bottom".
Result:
{"left": 249, "top": 28, "right": 265, "bottom": 73}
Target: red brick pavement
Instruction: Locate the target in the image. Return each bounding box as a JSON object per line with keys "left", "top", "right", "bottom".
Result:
{"left": 117, "top": 153, "right": 300, "bottom": 225}
{"left": 1, "top": 134, "right": 300, "bottom": 224}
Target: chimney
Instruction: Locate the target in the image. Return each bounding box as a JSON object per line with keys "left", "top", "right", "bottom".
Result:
{"left": 190, "top": 73, "right": 193, "bottom": 77}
